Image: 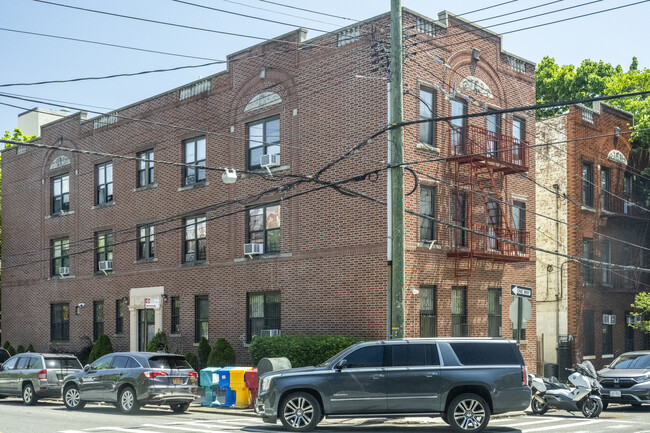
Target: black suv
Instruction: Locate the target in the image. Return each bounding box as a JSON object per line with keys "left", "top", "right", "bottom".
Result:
{"left": 256, "top": 338, "right": 530, "bottom": 433}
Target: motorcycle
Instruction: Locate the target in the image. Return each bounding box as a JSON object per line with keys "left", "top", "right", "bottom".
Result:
{"left": 529, "top": 360, "right": 603, "bottom": 418}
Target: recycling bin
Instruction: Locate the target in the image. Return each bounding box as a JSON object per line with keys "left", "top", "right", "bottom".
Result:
{"left": 217, "top": 367, "right": 236, "bottom": 407}
{"left": 244, "top": 368, "right": 258, "bottom": 408}
{"left": 229, "top": 367, "right": 253, "bottom": 408}
{"left": 199, "top": 367, "right": 221, "bottom": 407}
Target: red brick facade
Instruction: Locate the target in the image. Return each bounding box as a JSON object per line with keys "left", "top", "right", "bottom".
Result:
{"left": 1, "top": 9, "right": 537, "bottom": 366}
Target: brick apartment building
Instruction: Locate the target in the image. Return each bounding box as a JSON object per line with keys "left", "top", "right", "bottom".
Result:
{"left": 536, "top": 103, "right": 650, "bottom": 371}
{"left": 1, "top": 8, "right": 537, "bottom": 365}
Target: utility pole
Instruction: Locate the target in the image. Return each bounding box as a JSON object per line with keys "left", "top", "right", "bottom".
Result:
{"left": 389, "top": 0, "right": 405, "bottom": 339}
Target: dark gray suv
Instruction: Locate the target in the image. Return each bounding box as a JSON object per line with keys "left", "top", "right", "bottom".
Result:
{"left": 256, "top": 338, "right": 530, "bottom": 433}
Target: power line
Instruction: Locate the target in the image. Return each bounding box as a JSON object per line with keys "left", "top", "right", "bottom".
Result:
{"left": 471, "top": 0, "right": 564, "bottom": 24}
{"left": 487, "top": 0, "right": 605, "bottom": 29}
{"left": 221, "top": 0, "right": 343, "bottom": 26}
{"left": 457, "top": 0, "right": 519, "bottom": 16}
{"left": 256, "top": 0, "right": 356, "bottom": 21}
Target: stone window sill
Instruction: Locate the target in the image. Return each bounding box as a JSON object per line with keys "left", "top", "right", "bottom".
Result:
{"left": 581, "top": 205, "right": 596, "bottom": 213}
{"left": 94, "top": 271, "right": 114, "bottom": 276}
{"left": 417, "top": 241, "right": 441, "bottom": 250}
{"left": 133, "top": 183, "right": 158, "bottom": 192}
{"left": 46, "top": 210, "right": 75, "bottom": 219}
{"left": 603, "top": 354, "right": 614, "bottom": 359}
{"left": 91, "top": 201, "right": 116, "bottom": 210}
{"left": 234, "top": 252, "right": 292, "bottom": 262}
{"left": 178, "top": 181, "right": 209, "bottom": 192}
{"left": 416, "top": 143, "right": 440, "bottom": 153}
{"left": 241, "top": 165, "right": 290, "bottom": 178}
{"left": 134, "top": 258, "right": 158, "bottom": 264}
{"left": 49, "top": 275, "right": 75, "bottom": 280}
{"left": 180, "top": 260, "right": 209, "bottom": 267}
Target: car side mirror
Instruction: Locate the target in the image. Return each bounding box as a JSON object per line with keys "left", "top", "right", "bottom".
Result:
{"left": 83, "top": 364, "right": 91, "bottom": 373}
{"left": 335, "top": 359, "right": 348, "bottom": 370}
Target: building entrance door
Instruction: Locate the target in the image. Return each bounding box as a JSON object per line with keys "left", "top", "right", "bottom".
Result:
{"left": 138, "top": 309, "right": 155, "bottom": 351}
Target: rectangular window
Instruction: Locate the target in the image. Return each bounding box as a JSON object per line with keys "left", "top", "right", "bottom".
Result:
{"left": 95, "top": 231, "right": 114, "bottom": 272}
{"left": 451, "top": 286, "right": 468, "bottom": 337}
{"left": 582, "top": 162, "right": 594, "bottom": 207}
{"left": 137, "top": 150, "right": 154, "bottom": 187}
{"left": 487, "top": 198, "right": 501, "bottom": 250}
{"left": 51, "top": 237, "right": 70, "bottom": 276}
{"left": 419, "top": 88, "right": 436, "bottom": 147}
{"left": 171, "top": 296, "right": 180, "bottom": 334}
{"left": 419, "top": 285, "right": 437, "bottom": 337}
{"left": 419, "top": 186, "right": 436, "bottom": 243}
{"left": 183, "top": 137, "right": 206, "bottom": 185}
{"left": 451, "top": 191, "right": 467, "bottom": 247}
{"left": 583, "top": 238, "right": 594, "bottom": 284}
{"left": 601, "top": 241, "right": 612, "bottom": 285}
{"left": 583, "top": 310, "right": 595, "bottom": 356}
{"left": 184, "top": 216, "right": 206, "bottom": 262}
{"left": 486, "top": 110, "right": 501, "bottom": 157}
{"left": 96, "top": 162, "right": 113, "bottom": 204}
{"left": 50, "top": 303, "right": 70, "bottom": 341}
{"left": 512, "top": 201, "right": 526, "bottom": 253}
{"left": 194, "top": 295, "right": 209, "bottom": 343}
{"left": 51, "top": 174, "right": 70, "bottom": 213}
{"left": 93, "top": 301, "right": 104, "bottom": 341}
{"left": 601, "top": 167, "right": 611, "bottom": 211}
{"left": 513, "top": 117, "right": 525, "bottom": 164}
{"left": 115, "top": 299, "right": 124, "bottom": 334}
{"left": 137, "top": 224, "right": 155, "bottom": 260}
{"left": 602, "top": 310, "right": 613, "bottom": 355}
{"left": 247, "top": 117, "right": 280, "bottom": 169}
{"left": 248, "top": 204, "right": 281, "bottom": 254}
{"left": 487, "top": 288, "right": 502, "bottom": 337}
{"left": 450, "top": 99, "right": 466, "bottom": 155}
{"left": 624, "top": 173, "right": 633, "bottom": 195}
{"left": 247, "top": 291, "right": 281, "bottom": 342}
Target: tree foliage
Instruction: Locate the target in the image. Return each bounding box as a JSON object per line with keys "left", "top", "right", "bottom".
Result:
{"left": 629, "top": 292, "right": 650, "bottom": 333}
{"left": 207, "top": 338, "right": 236, "bottom": 367}
{"left": 88, "top": 334, "right": 114, "bottom": 364}
{"left": 536, "top": 56, "right": 650, "bottom": 147}
{"left": 146, "top": 330, "right": 169, "bottom": 352}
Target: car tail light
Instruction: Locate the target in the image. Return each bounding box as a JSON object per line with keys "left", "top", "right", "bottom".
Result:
{"left": 37, "top": 369, "right": 47, "bottom": 380}
{"left": 522, "top": 365, "right": 528, "bottom": 386}
{"left": 188, "top": 372, "right": 198, "bottom": 379}
{"left": 142, "top": 371, "right": 168, "bottom": 378}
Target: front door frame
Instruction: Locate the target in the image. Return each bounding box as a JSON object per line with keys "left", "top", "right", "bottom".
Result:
{"left": 128, "top": 286, "right": 164, "bottom": 352}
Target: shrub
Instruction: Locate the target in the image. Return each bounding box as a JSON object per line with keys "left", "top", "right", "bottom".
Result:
{"left": 3, "top": 341, "right": 16, "bottom": 356}
{"left": 248, "top": 335, "right": 359, "bottom": 368}
{"left": 27, "top": 344, "right": 35, "bottom": 353}
{"left": 16, "top": 345, "right": 25, "bottom": 354}
{"left": 74, "top": 343, "right": 94, "bottom": 366}
{"left": 185, "top": 352, "right": 199, "bottom": 371}
{"left": 197, "top": 337, "right": 211, "bottom": 368}
{"left": 207, "top": 338, "right": 236, "bottom": 367}
{"left": 88, "top": 335, "right": 114, "bottom": 364}
{"left": 146, "top": 331, "right": 168, "bottom": 353}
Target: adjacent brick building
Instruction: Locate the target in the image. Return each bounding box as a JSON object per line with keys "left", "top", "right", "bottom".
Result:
{"left": 536, "top": 103, "right": 650, "bottom": 372}
{"left": 1, "top": 8, "right": 537, "bottom": 366}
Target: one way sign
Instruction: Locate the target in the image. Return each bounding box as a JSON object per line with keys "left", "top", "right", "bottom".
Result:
{"left": 510, "top": 284, "right": 533, "bottom": 298}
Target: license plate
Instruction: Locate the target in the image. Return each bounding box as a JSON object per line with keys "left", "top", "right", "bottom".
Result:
{"left": 610, "top": 390, "right": 621, "bottom": 397}
{"left": 173, "top": 378, "right": 183, "bottom": 385}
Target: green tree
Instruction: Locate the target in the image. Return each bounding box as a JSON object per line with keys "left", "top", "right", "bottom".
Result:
{"left": 629, "top": 292, "right": 650, "bottom": 333}
{"left": 207, "top": 338, "right": 236, "bottom": 367}
{"left": 197, "top": 337, "right": 211, "bottom": 368}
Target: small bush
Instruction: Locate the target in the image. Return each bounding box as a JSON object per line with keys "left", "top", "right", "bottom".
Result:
{"left": 185, "top": 352, "right": 199, "bottom": 371}
{"left": 207, "top": 338, "right": 236, "bottom": 367}
{"left": 146, "top": 331, "right": 169, "bottom": 353}
{"left": 74, "top": 343, "right": 94, "bottom": 366}
{"left": 248, "top": 335, "right": 359, "bottom": 367}
{"left": 197, "top": 337, "right": 211, "bottom": 368}
{"left": 27, "top": 344, "right": 35, "bottom": 353}
{"left": 16, "top": 345, "right": 25, "bottom": 354}
{"left": 3, "top": 341, "right": 16, "bottom": 356}
{"left": 88, "top": 335, "right": 114, "bottom": 364}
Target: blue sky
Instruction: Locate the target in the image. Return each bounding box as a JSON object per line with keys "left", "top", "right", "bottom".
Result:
{"left": 1, "top": 0, "right": 648, "bottom": 132}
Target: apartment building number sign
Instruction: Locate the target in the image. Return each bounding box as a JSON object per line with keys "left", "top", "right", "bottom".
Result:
{"left": 459, "top": 76, "right": 493, "bottom": 99}
{"left": 607, "top": 149, "right": 627, "bottom": 165}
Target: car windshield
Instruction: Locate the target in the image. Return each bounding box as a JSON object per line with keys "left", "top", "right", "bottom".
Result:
{"left": 148, "top": 356, "right": 192, "bottom": 369}
{"left": 609, "top": 353, "right": 650, "bottom": 369}
{"left": 45, "top": 357, "right": 82, "bottom": 369}
{"left": 317, "top": 342, "right": 362, "bottom": 367}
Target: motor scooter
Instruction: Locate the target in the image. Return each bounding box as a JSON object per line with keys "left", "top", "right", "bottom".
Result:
{"left": 529, "top": 360, "right": 603, "bottom": 418}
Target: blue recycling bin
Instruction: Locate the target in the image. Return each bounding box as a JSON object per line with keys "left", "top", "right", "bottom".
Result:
{"left": 217, "top": 367, "right": 236, "bottom": 407}
{"left": 199, "top": 367, "right": 222, "bottom": 407}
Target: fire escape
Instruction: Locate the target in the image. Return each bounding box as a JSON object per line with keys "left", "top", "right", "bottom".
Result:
{"left": 447, "top": 123, "right": 530, "bottom": 279}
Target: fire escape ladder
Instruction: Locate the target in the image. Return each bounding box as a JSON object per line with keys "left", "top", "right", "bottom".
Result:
{"left": 473, "top": 164, "right": 513, "bottom": 255}
{"left": 452, "top": 162, "right": 473, "bottom": 280}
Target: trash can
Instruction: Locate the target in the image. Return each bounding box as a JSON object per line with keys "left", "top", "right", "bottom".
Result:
{"left": 557, "top": 338, "right": 573, "bottom": 382}
{"left": 217, "top": 367, "right": 236, "bottom": 407}
{"left": 244, "top": 368, "right": 258, "bottom": 409}
{"left": 544, "top": 363, "right": 559, "bottom": 379}
{"left": 229, "top": 367, "right": 253, "bottom": 408}
{"left": 199, "top": 367, "right": 222, "bottom": 407}
{"left": 257, "top": 357, "right": 291, "bottom": 376}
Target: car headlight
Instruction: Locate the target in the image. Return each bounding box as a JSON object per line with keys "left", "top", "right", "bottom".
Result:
{"left": 260, "top": 374, "right": 280, "bottom": 393}
{"left": 633, "top": 375, "right": 650, "bottom": 383}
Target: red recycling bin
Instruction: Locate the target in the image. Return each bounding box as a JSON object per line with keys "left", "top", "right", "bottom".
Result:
{"left": 244, "top": 368, "right": 258, "bottom": 408}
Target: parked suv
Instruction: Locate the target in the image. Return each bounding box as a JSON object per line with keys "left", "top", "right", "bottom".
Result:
{"left": 598, "top": 350, "right": 650, "bottom": 409}
{"left": 256, "top": 338, "right": 530, "bottom": 433}
{"left": 62, "top": 352, "right": 199, "bottom": 413}
{"left": 0, "top": 353, "right": 82, "bottom": 405}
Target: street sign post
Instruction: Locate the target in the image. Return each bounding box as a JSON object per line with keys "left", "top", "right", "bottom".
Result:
{"left": 510, "top": 284, "right": 532, "bottom": 298}
{"left": 509, "top": 284, "right": 533, "bottom": 345}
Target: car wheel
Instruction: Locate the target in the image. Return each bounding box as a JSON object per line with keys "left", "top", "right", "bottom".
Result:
{"left": 22, "top": 383, "right": 38, "bottom": 406}
{"left": 279, "top": 392, "right": 322, "bottom": 432}
{"left": 118, "top": 386, "right": 140, "bottom": 414}
{"left": 170, "top": 402, "right": 190, "bottom": 413}
{"left": 602, "top": 402, "right": 608, "bottom": 411}
{"left": 63, "top": 385, "right": 86, "bottom": 410}
{"left": 441, "top": 412, "right": 450, "bottom": 425}
{"left": 581, "top": 397, "right": 602, "bottom": 418}
{"left": 447, "top": 393, "right": 491, "bottom": 433}
{"left": 531, "top": 395, "right": 548, "bottom": 415}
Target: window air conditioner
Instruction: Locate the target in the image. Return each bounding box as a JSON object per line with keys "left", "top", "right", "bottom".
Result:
{"left": 244, "top": 243, "right": 264, "bottom": 256}
{"left": 260, "top": 154, "right": 280, "bottom": 168}
{"left": 98, "top": 260, "right": 113, "bottom": 271}
{"left": 185, "top": 252, "right": 196, "bottom": 262}
{"left": 260, "top": 329, "right": 281, "bottom": 337}
{"left": 602, "top": 314, "right": 616, "bottom": 325}
{"left": 185, "top": 175, "right": 196, "bottom": 185}
{"left": 58, "top": 266, "right": 70, "bottom": 276}
{"left": 626, "top": 315, "right": 641, "bottom": 325}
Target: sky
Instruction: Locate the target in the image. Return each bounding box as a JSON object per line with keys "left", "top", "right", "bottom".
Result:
{"left": 1, "top": 0, "right": 648, "bottom": 133}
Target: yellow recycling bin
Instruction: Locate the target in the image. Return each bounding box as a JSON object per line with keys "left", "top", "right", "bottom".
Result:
{"left": 229, "top": 367, "right": 253, "bottom": 408}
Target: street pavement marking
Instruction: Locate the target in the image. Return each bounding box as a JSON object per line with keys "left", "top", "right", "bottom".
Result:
{"left": 521, "top": 419, "right": 605, "bottom": 432}
{"left": 86, "top": 429, "right": 160, "bottom": 433}
{"left": 142, "top": 424, "right": 232, "bottom": 432}
{"left": 504, "top": 417, "right": 565, "bottom": 427}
